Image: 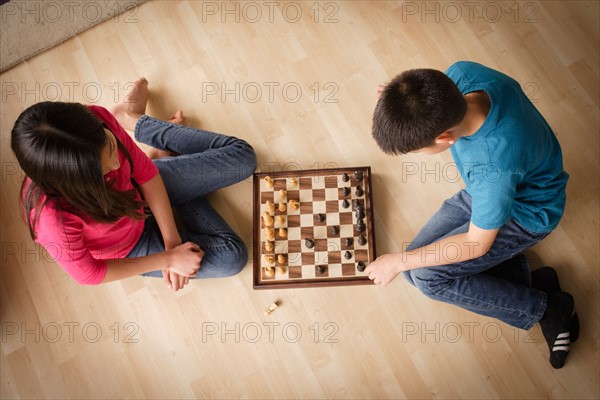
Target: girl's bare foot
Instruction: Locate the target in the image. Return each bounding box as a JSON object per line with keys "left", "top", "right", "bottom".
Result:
{"left": 112, "top": 77, "right": 149, "bottom": 131}
{"left": 147, "top": 111, "right": 185, "bottom": 160}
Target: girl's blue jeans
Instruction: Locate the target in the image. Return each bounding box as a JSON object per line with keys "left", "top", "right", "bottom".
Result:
{"left": 403, "top": 190, "right": 550, "bottom": 330}
{"left": 126, "top": 115, "right": 256, "bottom": 279}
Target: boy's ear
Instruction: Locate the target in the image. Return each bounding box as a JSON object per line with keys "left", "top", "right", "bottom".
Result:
{"left": 435, "top": 131, "right": 456, "bottom": 145}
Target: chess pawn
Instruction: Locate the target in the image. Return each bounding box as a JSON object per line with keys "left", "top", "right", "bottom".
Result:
{"left": 264, "top": 254, "right": 275, "bottom": 263}
{"left": 279, "top": 189, "right": 287, "bottom": 201}
{"left": 264, "top": 241, "right": 274, "bottom": 252}
{"left": 264, "top": 301, "right": 278, "bottom": 315}
{"left": 277, "top": 254, "right": 286, "bottom": 264}
{"left": 264, "top": 176, "right": 275, "bottom": 188}
{"left": 288, "top": 178, "right": 298, "bottom": 187}
{"left": 276, "top": 215, "right": 286, "bottom": 224}
{"left": 276, "top": 266, "right": 286, "bottom": 275}
{"left": 278, "top": 202, "right": 287, "bottom": 212}
{"left": 288, "top": 199, "right": 300, "bottom": 210}
{"left": 278, "top": 228, "right": 287, "bottom": 238}
{"left": 266, "top": 200, "right": 275, "bottom": 213}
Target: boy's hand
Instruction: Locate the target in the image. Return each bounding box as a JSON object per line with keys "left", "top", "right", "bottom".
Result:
{"left": 162, "top": 269, "right": 190, "bottom": 292}
{"left": 365, "top": 253, "right": 403, "bottom": 286}
{"left": 376, "top": 84, "right": 387, "bottom": 100}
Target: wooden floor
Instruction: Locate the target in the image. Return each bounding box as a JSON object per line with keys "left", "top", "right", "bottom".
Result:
{"left": 1, "top": 1, "right": 598, "bottom": 398}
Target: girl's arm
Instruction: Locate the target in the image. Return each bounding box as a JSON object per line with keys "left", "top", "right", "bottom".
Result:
{"left": 139, "top": 173, "right": 202, "bottom": 291}
{"left": 102, "top": 242, "right": 203, "bottom": 283}
{"left": 139, "top": 173, "right": 182, "bottom": 249}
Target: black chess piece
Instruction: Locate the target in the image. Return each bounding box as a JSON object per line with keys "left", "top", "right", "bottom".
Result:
{"left": 356, "top": 221, "right": 366, "bottom": 233}
{"left": 342, "top": 186, "right": 350, "bottom": 196}
{"left": 355, "top": 209, "right": 365, "bottom": 220}
{"left": 351, "top": 199, "right": 359, "bottom": 209}
{"left": 354, "top": 170, "right": 363, "bottom": 182}
{"left": 342, "top": 173, "right": 350, "bottom": 182}
{"left": 358, "top": 234, "right": 367, "bottom": 246}
{"left": 341, "top": 199, "right": 350, "bottom": 209}
{"left": 305, "top": 238, "right": 315, "bottom": 249}
{"left": 331, "top": 225, "right": 340, "bottom": 235}
{"left": 317, "top": 265, "right": 326, "bottom": 275}
{"left": 317, "top": 213, "right": 325, "bottom": 223}
{"left": 355, "top": 185, "right": 364, "bottom": 197}
{"left": 344, "top": 251, "right": 352, "bottom": 260}
{"left": 357, "top": 261, "right": 366, "bottom": 272}
{"left": 344, "top": 237, "right": 353, "bottom": 247}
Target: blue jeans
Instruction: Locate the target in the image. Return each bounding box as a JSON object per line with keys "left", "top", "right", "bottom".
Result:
{"left": 403, "top": 190, "right": 550, "bottom": 330}
{"left": 126, "top": 115, "right": 256, "bottom": 278}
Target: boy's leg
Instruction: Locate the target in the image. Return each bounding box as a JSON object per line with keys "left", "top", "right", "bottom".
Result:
{"left": 134, "top": 115, "right": 256, "bottom": 206}
{"left": 404, "top": 190, "right": 530, "bottom": 287}
{"left": 404, "top": 218, "right": 549, "bottom": 329}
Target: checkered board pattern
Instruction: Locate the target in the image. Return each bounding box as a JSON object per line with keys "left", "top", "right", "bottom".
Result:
{"left": 253, "top": 167, "right": 376, "bottom": 289}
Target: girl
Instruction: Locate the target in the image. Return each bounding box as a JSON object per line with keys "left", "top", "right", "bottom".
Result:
{"left": 10, "top": 78, "right": 256, "bottom": 291}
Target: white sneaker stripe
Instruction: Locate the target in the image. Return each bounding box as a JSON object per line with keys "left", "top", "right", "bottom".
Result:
{"left": 552, "top": 346, "right": 570, "bottom": 352}
{"left": 555, "top": 339, "right": 570, "bottom": 345}
{"left": 557, "top": 332, "right": 570, "bottom": 339}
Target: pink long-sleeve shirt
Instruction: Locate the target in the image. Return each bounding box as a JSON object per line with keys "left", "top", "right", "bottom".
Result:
{"left": 33, "top": 106, "right": 158, "bottom": 285}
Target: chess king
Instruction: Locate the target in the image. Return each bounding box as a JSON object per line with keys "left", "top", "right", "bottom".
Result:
{"left": 366, "top": 61, "right": 577, "bottom": 369}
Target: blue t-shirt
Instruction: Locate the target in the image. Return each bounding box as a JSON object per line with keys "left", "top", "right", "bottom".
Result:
{"left": 445, "top": 61, "right": 568, "bottom": 233}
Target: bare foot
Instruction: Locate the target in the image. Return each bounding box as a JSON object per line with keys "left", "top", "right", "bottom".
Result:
{"left": 112, "top": 77, "right": 149, "bottom": 131}
{"left": 147, "top": 111, "right": 185, "bottom": 159}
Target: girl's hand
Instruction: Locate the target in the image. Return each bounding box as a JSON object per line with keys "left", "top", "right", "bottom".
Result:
{"left": 165, "top": 242, "right": 204, "bottom": 277}
{"left": 162, "top": 269, "right": 190, "bottom": 292}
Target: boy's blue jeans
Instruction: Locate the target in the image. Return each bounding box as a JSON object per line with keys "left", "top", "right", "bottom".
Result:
{"left": 403, "top": 190, "right": 549, "bottom": 330}
{"left": 126, "top": 115, "right": 256, "bottom": 278}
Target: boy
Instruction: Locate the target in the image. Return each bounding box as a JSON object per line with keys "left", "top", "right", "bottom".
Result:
{"left": 366, "top": 61, "right": 578, "bottom": 369}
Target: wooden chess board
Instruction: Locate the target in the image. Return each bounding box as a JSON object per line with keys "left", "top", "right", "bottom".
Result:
{"left": 253, "top": 167, "right": 376, "bottom": 289}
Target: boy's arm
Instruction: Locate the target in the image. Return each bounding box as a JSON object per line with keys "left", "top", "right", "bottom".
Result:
{"left": 364, "top": 223, "right": 499, "bottom": 286}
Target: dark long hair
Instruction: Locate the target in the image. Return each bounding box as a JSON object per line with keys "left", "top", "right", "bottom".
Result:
{"left": 372, "top": 68, "right": 467, "bottom": 154}
{"left": 10, "top": 102, "right": 146, "bottom": 240}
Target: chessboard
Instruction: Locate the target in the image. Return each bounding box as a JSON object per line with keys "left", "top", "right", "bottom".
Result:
{"left": 253, "top": 167, "right": 376, "bottom": 289}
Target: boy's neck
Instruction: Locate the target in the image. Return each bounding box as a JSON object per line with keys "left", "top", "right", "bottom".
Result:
{"left": 453, "top": 91, "right": 491, "bottom": 139}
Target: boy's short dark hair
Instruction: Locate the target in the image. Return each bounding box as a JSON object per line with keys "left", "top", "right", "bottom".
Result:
{"left": 372, "top": 68, "right": 467, "bottom": 154}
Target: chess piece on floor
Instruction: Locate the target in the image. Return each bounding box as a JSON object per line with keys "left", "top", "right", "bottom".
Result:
{"left": 264, "top": 301, "right": 279, "bottom": 315}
